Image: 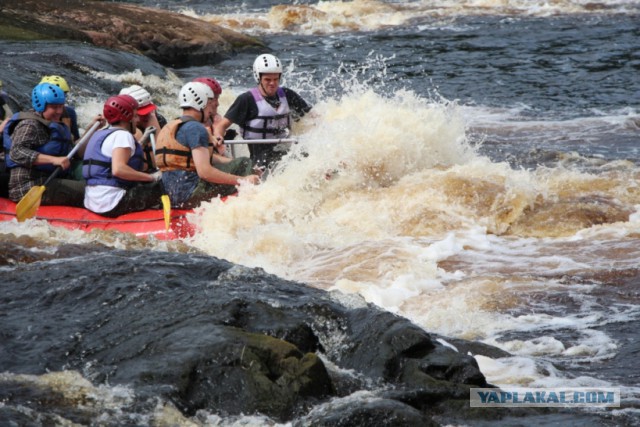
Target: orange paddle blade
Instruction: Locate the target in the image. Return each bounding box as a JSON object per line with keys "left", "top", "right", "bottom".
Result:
{"left": 15, "top": 185, "right": 46, "bottom": 222}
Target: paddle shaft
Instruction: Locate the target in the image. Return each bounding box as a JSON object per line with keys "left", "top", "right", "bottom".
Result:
{"left": 148, "top": 131, "right": 159, "bottom": 169}
{"left": 43, "top": 121, "right": 101, "bottom": 186}
{"left": 224, "top": 138, "right": 298, "bottom": 145}
{"left": 148, "top": 131, "right": 172, "bottom": 231}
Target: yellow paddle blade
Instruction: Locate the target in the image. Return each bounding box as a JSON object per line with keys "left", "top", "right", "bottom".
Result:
{"left": 15, "top": 185, "right": 46, "bottom": 222}
{"left": 161, "top": 194, "right": 171, "bottom": 231}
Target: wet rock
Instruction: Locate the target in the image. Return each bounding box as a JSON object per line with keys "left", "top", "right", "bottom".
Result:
{"left": 1, "top": 249, "right": 504, "bottom": 424}
{"left": 298, "top": 397, "right": 437, "bottom": 427}
{"left": 0, "top": 0, "right": 265, "bottom": 67}
{"left": 433, "top": 335, "right": 513, "bottom": 359}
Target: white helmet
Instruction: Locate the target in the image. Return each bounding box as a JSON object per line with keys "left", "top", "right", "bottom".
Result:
{"left": 178, "top": 82, "right": 213, "bottom": 110}
{"left": 252, "top": 54, "right": 282, "bottom": 83}
{"left": 119, "top": 84, "right": 152, "bottom": 108}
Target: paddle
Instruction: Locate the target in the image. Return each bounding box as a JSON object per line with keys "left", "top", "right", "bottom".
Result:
{"left": 224, "top": 138, "right": 298, "bottom": 145}
{"left": 15, "top": 121, "right": 101, "bottom": 222}
{"left": 147, "top": 128, "right": 171, "bottom": 231}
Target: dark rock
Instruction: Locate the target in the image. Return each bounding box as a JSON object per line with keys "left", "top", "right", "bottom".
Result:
{"left": 338, "top": 307, "right": 487, "bottom": 388}
{"left": 433, "top": 334, "right": 513, "bottom": 359}
{"left": 0, "top": 249, "right": 505, "bottom": 424}
{"left": 0, "top": 0, "right": 265, "bottom": 67}
{"left": 297, "top": 397, "right": 438, "bottom": 427}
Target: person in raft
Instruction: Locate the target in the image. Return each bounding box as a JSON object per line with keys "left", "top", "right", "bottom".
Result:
{"left": 119, "top": 84, "right": 167, "bottom": 169}
{"left": 213, "top": 53, "right": 313, "bottom": 170}
{"left": 154, "top": 81, "right": 259, "bottom": 209}
{"left": 192, "top": 77, "right": 230, "bottom": 157}
{"left": 5, "top": 83, "right": 87, "bottom": 206}
{"left": 119, "top": 84, "right": 167, "bottom": 135}
{"left": 40, "top": 75, "right": 81, "bottom": 142}
{"left": 82, "top": 94, "right": 163, "bottom": 217}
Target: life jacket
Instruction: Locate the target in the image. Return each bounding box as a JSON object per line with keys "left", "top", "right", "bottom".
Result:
{"left": 82, "top": 128, "right": 144, "bottom": 189}
{"left": 240, "top": 87, "right": 291, "bottom": 140}
{"left": 2, "top": 112, "right": 73, "bottom": 173}
{"left": 155, "top": 116, "right": 204, "bottom": 171}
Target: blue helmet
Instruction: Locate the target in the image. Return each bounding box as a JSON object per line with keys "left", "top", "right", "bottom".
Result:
{"left": 32, "top": 83, "right": 66, "bottom": 112}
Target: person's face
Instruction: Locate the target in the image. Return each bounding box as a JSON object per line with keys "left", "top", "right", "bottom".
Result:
{"left": 204, "top": 95, "right": 219, "bottom": 119}
{"left": 129, "top": 109, "right": 139, "bottom": 134}
{"left": 259, "top": 73, "right": 281, "bottom": 97}
{"left": 43, "top": 104, "right": 65, "bottom": 122}
{"left": 138, "top": 113, "right": 150, "bottom": 129}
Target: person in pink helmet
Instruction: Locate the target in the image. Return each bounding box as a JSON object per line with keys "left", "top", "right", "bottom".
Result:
{"left": 82, "top": 94, "right": 162, "bottom": 217}
{"left": 154, "top": 82, "right": 259, "bottom": 209}
{"left": 191, "top": 76, "right": 238, "bottom": 156}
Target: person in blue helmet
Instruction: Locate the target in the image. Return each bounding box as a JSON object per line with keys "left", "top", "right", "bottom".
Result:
{"left": 4, "top": 83, "right": 87, "bottom": 206}
{"left": 40, "top": 75, "right": 81, "bottom": 142}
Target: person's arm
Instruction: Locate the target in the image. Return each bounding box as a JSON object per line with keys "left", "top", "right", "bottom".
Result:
{"left": 2, "top": 104, "right": 11, "bottom": 121}
{"left": 65, "top": 106, "right": 81, "bottom": 141}
{"left": 9, "top": 120, "right": 70, "bottom": 169}
{"left": 111, "top": 147, "right": 155, "bottom": 182}
{"left": 75, "top": 114, "right": 105, "bottom": 158}
{"left": 34, "top": 153, "right": 71, "bottom": 169}
{"left": 211, "top": 152, "right": 232, "bottom": 165}
{"left": 0, "top": 117, "right": 9, "bottom": 134}
{"left": 212, "top": 117, "right": 233, "bottom": 145}
{"left": 212, "top": 92, "right": 253, "bottom": 142}
{"left": 284, "top": 88, "right": 313, "bottom": 119}
{"left": 192, "top": 146, "right": 259, "bottom": 185}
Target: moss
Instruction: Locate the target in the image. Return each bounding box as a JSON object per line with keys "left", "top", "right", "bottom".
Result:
{"left": 0, "top": 24, "right": 53, "bottom": 41}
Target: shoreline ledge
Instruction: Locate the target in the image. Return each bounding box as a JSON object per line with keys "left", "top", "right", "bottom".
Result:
{"left": 0, "top": 0, "right": 266, "bottom": 68}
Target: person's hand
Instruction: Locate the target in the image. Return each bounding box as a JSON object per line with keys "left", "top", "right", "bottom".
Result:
{"left": 212, "top": 133, "right": 224, "bottom": 148}
{"left": 150, "top": 170, "right": 162, "bottom": 183}
{"left": 238, "top": 174, "right": 260, "bottom": 185}
{"left": 252, "top": 166, "right": 265, "bottom": 178}
{"left": 54, "top": 156, "right": 71, "bottom": 170}
{"left": 224, "top": 129, "right": 237, "bottom": 140}
{"left": 90, "top": 114, "right": 106, "bottom": 129}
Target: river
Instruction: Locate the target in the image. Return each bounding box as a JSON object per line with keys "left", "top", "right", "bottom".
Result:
{"left": 1, "top": 0, "right": 639, "bottom": 425}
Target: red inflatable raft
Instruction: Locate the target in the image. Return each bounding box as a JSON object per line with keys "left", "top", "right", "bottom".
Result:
{"left": 0, "top": 197, "right": 195, "bottom": 240}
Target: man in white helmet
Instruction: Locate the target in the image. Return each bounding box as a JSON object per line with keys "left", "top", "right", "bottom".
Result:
{"left": 213, "top": 53, "right": 312, "bottom": 169}
{"left": 154, "top": 82, "right": 260, "bottom": 209}
{"left": 119, "top": 84, "right": 167, "bottom": 170}
{"left": 119, "top": 84, "right": 167, "bottom": 135}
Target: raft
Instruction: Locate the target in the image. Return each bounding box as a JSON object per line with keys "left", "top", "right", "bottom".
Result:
{"left": 0, "top": 197, "right": 195, "bottom": 240}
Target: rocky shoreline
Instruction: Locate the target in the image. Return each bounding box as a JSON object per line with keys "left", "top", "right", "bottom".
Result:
{"left": 0, "top": 245, "right": 560, "bottom": 425}
{"left": 0, "top": 0, "right": 265, "bottom": 67}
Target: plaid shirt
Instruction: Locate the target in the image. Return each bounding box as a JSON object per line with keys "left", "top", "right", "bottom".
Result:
{"left": 8, "top": 115, "right": 53, "bottom": 201}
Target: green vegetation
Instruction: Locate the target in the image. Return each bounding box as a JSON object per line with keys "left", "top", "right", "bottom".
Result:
{"left": 0, "top": 24, "right": 53, "bottom": 41}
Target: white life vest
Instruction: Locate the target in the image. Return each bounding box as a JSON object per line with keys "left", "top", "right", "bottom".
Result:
{"left": 241, "top": 87, "right": 291, "bottom": 140}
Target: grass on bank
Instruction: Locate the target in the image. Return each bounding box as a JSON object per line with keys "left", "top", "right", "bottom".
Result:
{"left": 0, "top": 24, "right": 54, "bottom": 41}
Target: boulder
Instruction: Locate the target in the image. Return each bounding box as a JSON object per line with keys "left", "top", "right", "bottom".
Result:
{"left": 0, "top": 247, "right": 558, "bottom": 424}
{"left": 0, "top": 0, "right": 265, "bottom": 67}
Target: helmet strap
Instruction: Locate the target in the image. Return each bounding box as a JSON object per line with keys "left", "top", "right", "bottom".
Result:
{"left": 258, "top": 76, "right": 266, "bottom": 95}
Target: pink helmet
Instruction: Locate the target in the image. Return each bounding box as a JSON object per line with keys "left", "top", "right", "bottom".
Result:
{"left": 103, "top": 94, "right": 138, "bottom": 124}
{"left": 193, "top": 77, "right": 222, "bottom": 96}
